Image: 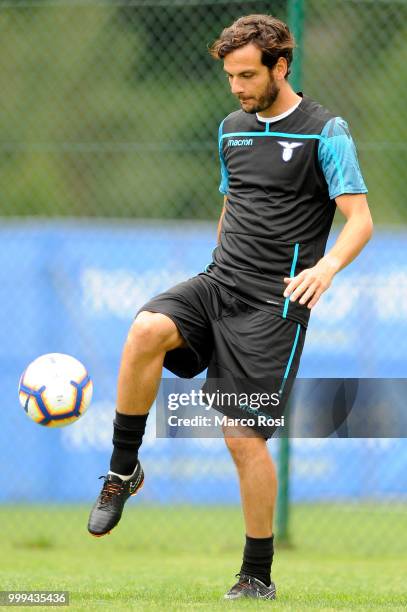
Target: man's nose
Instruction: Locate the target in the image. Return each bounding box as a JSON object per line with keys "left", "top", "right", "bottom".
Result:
{"left": 230, "top": 77, "right": 244, "bottom": 95}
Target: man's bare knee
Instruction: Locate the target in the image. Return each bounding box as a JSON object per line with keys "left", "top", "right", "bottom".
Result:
{"left": 223, "top": 428, "right": 266, "bottom": 469}
{"left": 125, "top": 311, "right": 186, "bottom": 356}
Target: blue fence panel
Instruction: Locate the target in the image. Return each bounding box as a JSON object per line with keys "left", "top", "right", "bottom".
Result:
{"left": 0, "top": 222, "right": 406, "bottom": 502}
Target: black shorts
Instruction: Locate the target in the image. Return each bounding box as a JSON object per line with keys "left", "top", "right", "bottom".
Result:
{"left": 138, "top": 274, "right": 306, "bottom": 437}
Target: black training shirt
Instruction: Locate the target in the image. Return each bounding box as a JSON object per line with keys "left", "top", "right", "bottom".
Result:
{"left": 202, "top": 94, "right": 367, "bottom": 327}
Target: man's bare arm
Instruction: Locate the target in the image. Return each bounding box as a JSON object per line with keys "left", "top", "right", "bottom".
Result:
{"left": 217, "top": 196, "right": 227, "bottom": 243}
{"left": 283, "top": 193, "right": 373, "bottom": 309}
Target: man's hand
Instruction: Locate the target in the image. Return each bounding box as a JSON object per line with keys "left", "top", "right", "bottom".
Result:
{"left": 283, "top": 256, "right": 340, "bottom": 309}
{"left": 283, "top": 194, "right": 373, "bottom": 310}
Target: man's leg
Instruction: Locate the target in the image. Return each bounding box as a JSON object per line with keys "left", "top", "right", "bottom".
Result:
{"left": 88, "top": 311, "right": 186, "bottom": 536}
{"left": 116, "top": 311, "right": 186, "bottom": 415}
{"left": 224, "top": 433, "right": 277, "bottom": 537}
{"left": 108, "top": 311, "right": 186, "bottom": 476}
{"left": 223, "top": 428, "right": 277, "bottom": 599}
{"left": 209, "top": 308, "right": 304, "bottom": 598}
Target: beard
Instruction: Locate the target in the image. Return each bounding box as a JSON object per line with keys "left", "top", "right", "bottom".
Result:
{"left": 239, "top": 77, "right": 280, "bottom": 114}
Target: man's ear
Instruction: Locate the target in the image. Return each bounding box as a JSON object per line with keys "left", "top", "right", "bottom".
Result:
{"left": 274, "top": 56, "right": 288, "bottom": 80}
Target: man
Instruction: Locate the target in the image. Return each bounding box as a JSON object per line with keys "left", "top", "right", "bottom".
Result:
{"left": 88, "top": 14, "right": 373, "bottom": 600}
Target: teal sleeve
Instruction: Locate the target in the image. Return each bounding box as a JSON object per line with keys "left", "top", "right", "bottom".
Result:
{"left": 318, "top": 117, "right": 368, "bottom": 200}
{"left": 218, "top": 119, "right": 229, "bottom": 195}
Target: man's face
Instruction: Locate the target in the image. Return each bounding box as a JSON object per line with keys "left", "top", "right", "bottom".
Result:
{"left": 223, "top": 43, "right": 280, "bottom": 114}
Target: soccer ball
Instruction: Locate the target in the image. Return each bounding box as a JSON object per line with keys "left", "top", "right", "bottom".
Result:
{"left": 18, "top": 353, "right": 93, "bottom": 427}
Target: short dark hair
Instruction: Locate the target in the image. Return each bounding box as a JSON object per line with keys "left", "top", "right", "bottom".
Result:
{"left": 209, "top": 14, "right": 295, "bottom": 77}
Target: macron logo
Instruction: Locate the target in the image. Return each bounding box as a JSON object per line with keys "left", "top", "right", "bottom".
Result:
{"left": 227, "top": 138, "right": 253, "bottom": 147}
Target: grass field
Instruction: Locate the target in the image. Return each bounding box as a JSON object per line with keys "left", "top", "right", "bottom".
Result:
{"left": 1, "top": 504, "right": 406, "bottom": 610}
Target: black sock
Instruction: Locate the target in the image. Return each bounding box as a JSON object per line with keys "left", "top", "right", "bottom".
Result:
{"left": 240, "top": 534, "right": 274, "bottom": 586}
{"left": 109, "top": 412, "right": 148, "bottom": 475}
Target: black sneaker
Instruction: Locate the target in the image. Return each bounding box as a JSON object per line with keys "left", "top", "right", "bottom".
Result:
{"left": 87, "top": 461, "right": 144, "bottom": 537}
{"left": 224, "top": 573, "right": 277, "bottom": 600}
